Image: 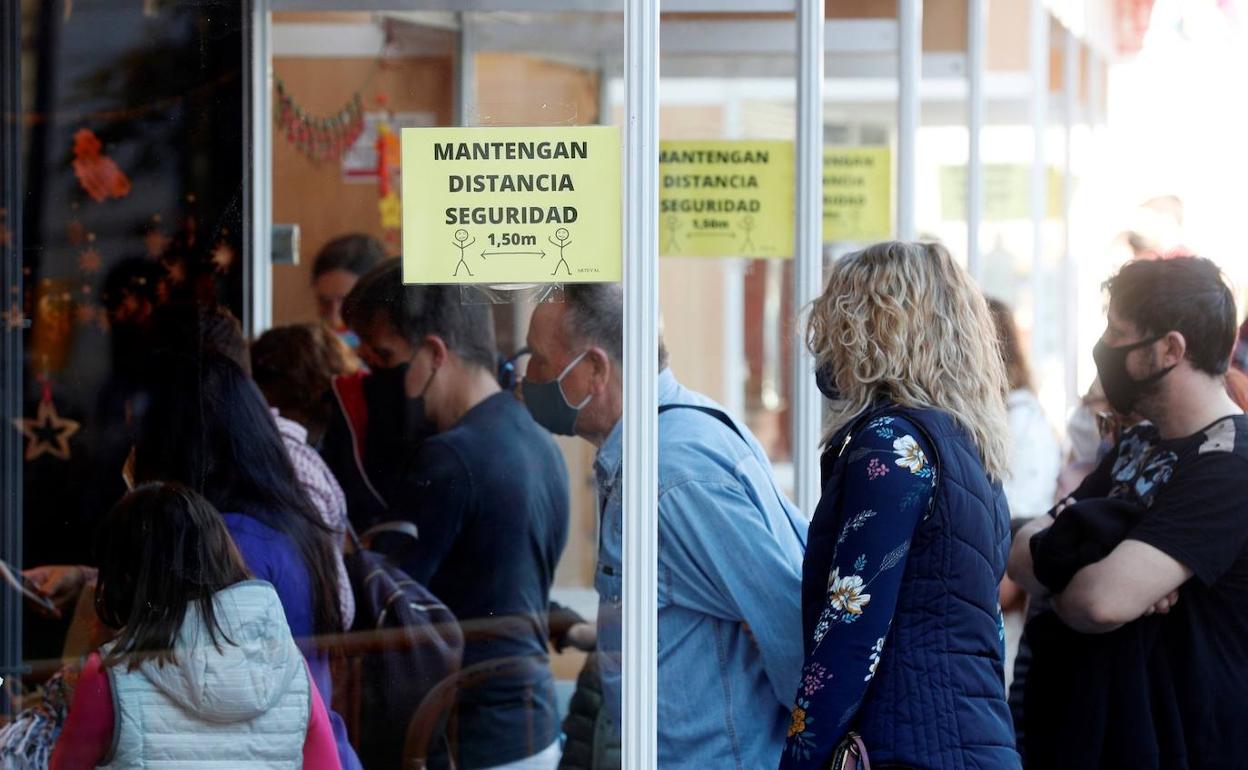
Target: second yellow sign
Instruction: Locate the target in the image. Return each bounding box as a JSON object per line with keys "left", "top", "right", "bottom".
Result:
{"left": 659, "top": 140, "right": 795, "bottom": 259}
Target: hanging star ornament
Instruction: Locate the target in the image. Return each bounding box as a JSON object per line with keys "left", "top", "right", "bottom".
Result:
{"left": 210, "top": 241, "right": 235, "bottom": 274}
{"left": 78, "top": 247, "right": 102, "bottom": 274}
{"left": 3, "top": 302, "right": 26, "bottom": 330}
{"left": 13, "top": 399, "right": 80, "bottom": 462}
{"left": 74, "top": 304, "right": 97, "bottom": 326}
{"left": 144, "top": 229, "right": 171, "bottom": 259}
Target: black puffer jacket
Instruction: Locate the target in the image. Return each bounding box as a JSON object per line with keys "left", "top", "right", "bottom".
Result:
{"left": 558, "top": 655, "right": 621, "bottom": 770}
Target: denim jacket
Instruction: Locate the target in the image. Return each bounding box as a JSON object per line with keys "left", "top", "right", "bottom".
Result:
{"left": 594, "top": 369, "right": 808, "bottom": 769}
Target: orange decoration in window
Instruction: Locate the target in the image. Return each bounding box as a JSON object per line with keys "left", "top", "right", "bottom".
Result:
{"left": 376, "top": 121, "right": 400, "bottom": 197}
{"left": 72, "top": 128, "right": 131, "bottom": 203}
{"left": 379, "top": 192, "right": 401, "bottom": 230}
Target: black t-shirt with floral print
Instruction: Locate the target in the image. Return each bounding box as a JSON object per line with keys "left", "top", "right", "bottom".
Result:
{"left": 1060, "top": 413, "right": 1248, "bottom": 768}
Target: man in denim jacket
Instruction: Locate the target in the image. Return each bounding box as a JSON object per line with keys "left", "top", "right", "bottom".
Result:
{"left": 523, "top": 284, "right": 808, "bottom": 769}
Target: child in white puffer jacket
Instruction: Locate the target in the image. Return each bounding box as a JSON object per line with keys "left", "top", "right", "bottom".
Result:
{"left": 50, "top": 483, "right": 341, "bottom": 770}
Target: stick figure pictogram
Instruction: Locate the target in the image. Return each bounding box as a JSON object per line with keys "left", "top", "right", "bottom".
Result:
{"left": 740, "top": 214, "right": 757, "bottom": 253}
{"left": 452, "top": 229, "right": 475, "bottom": 277}
{"left": 664, "top": 215, "right": 682, "bottom": 253}
{"left": 548, "top": 228, "right": 572, "bottom": 277}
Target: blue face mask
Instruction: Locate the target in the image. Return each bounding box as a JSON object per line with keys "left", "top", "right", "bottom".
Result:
{"left": 521, "top": 351, "right": 592, "bottom": 436}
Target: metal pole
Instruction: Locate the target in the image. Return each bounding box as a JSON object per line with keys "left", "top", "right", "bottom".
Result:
{"left": 897, "top": 0, "right": 922, "bottom": 240}
{"left": 456, "top": 12, "right": 476, "bottom": 127}
{"left": 622, "top": 0, "right": 659, "bottom": 767}
{"left": 793, "top": 0, "right": 825, "bottom": 515}
{"left": 1062, "top": 28, "right": 1078, "bottom": 410}
{"left": 722, "top": 99, "right": 745, "bottom": 421}
{"left": 244, "top": 0, "right": 273, "bottom": 337}
{"left": 598, "top": 52, "right": 613, "bottom": 126}
{"left": 1029, "top": 0, "right": 1049, "bottom": 370}
{"left": 967, "top": 0, "right": 985, "bottom": 280}
{"left": 1089, "top": 50, "right": 1104, "bottom": 128}
{"left": 0, "top": 0, "right": 24, "bottom": 712}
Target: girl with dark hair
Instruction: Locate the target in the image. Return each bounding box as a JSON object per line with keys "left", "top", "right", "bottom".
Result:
{"left": 131, "top": 352, "right": 361, "bottom": 770}
{"left": 50, "top": 483, "right": 341, "bottom": 770}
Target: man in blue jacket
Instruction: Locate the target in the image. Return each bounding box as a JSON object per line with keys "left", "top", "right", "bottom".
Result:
{"left": 522, "top": 283, "right": 808, "bottom": 769}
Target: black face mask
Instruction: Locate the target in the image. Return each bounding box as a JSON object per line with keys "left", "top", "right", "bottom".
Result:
{"left": 815, "top": 363, "right": 841, "bottom": 401}
{"left": 405, "top": 362, "right": 442, "bottom": 442}
{"left": 370, "top": 361, "right": 438, "bottom": 443}
{"left": 1092, "top": 335, "right": 1175, "bottom": 416}
{"left": 367, "top": 361, "right": 407, "bottom": 395}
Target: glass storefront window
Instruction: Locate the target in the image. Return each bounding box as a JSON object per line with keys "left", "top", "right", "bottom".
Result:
{"left": 1, "top": 2, "right": 1166, "bottom": 769}
{"left": 3, "top": 4, "right": 636, "bottom": 769}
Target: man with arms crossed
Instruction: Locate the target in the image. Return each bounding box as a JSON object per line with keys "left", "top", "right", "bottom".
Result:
{"left": 1010, "top": 256, "right": 1248, "bottom": 769}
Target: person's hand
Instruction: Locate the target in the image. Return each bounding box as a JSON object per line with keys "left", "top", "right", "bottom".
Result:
{"left": 1144, "top": 590, "right": 1180, "bottom": 617}
{"left": 23, "top": 565, "right": 96, "bottom": 619}
{"left": 1052, "top": 496, "right": 1076, "bottom": 519}
{"left": 563, "top": 622, "right": 597, "bottom": 652}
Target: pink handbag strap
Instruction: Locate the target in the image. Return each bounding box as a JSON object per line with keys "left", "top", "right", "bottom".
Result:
{"left": 843, "top": 734, "right": 871, "bottom": 770}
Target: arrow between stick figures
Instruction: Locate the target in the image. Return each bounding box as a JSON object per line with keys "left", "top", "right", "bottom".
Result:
{"left": 480, "top": 250, "right": 547, "bottom": 259}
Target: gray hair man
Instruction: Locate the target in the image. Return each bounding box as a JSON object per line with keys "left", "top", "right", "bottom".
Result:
{"left": 522, "top": 284, "right": 808, "bottom": 769}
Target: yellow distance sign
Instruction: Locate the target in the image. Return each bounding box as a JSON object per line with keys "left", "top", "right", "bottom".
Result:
{"left": 938, "top": 164, "right": 1063, "bottom": 221}
{"left": 401, "top": 126, "right": 622, "bottom": 284}
{"left": 823, "top": 146, "right": 892, "bottom": 243}
{"left": 659, "top": 140, "right": 794, "bottom": 259}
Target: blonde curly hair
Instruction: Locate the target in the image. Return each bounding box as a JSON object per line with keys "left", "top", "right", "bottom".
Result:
{"left": 806, "top": 240, "right": 1010, "bottom": 480}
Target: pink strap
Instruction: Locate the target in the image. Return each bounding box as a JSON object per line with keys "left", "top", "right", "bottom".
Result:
{"left": 844, "top": 734, "right": 871, "bottom": 770}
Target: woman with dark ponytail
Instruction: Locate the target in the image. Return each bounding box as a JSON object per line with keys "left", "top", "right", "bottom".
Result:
{"left": 133, "top": 350, "right": 361, "bottom": 770}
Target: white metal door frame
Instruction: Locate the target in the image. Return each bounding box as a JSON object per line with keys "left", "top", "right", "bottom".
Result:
{"left": 621, "top": 1, "right": 659, "bottom": 767}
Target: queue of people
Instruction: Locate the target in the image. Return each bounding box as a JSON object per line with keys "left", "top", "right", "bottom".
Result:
{"left": 3, "top": 230, "right": 1246, "bottom": 770}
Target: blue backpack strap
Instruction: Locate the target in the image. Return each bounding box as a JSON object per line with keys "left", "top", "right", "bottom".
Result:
{"left": 658, "top": 403, "right": 745, "bottom": 441}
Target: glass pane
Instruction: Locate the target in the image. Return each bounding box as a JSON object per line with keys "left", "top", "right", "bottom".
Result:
{"left": 652, "top": 10, "right": 808, "bottom": 770}
{"left": 9, "top": 0, "right": 247, "bottom": 702}
{"left": 268, "top": 7, "right": 625, "bottom": 770}
{"left": 4, "top": 4, "right": 627, "bottom": 770}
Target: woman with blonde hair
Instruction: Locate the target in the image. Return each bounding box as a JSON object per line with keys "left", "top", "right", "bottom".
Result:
{"left": 780, "top": 241, "right": 1021, "bottom": 770}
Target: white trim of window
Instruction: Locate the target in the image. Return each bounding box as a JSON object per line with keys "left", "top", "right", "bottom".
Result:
{"left": 245, "top": 0, "right": 273, "bottom": 338}
{"left": 622, "top": 0, "right": 659, "bottom": 767}
{"left": 1062, "top": 26, "right": 1079, "bottom": 411}
{"left": 967, "top": 0, "right": 985, "bottom": 281}
{"left": 896, "top": 0, "right": 922, "bottom": 241}
{"left": 792, "top": 0, "right": 824, "bottom": 518}
{"left": 1029, "top": 0, "right": 1049, "bottom": 370}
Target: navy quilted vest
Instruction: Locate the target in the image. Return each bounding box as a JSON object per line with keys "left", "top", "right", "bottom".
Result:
{"left": 803, "top": 404, "right": 1021, "bottom": 770}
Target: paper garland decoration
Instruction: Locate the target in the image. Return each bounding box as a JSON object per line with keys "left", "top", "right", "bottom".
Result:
{"left": 276, "top": 78, "right": 366, "bottom": 164}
